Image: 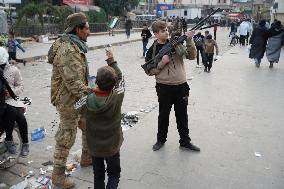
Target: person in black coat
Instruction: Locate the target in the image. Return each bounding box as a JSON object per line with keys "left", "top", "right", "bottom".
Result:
{"left": 249, "top": 20, "right": 269, "bottom": 67}
{"left": 182, "top": 17, "right": 187, "bottom": 34}
{"left": 193, "top": 32, "right": 205, "bottom": 67}
{"left": 141, "top": 23, "right": 152, "bottom": 57}
{"left": 266, "top": 20, "right": 284, "bottom": 68}
{"left": 125, "top": 18, "right": 132, "bottom": 39}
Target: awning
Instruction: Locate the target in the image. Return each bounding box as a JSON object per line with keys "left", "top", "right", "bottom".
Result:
{"left": 228, "top": 13, "right": 241, "bottom": 17}
{"left": 66, "top": 4, "right": 101, "bottom": 12}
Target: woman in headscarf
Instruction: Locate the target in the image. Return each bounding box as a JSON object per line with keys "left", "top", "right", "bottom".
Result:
{"left": 0, "top": 47, "right": 18, "bottom": 155}
{"left": 266, "top": 20, "right": 284, "bottom": 68}
{"left": 0, "top": 47, "right": 29, "bottom": 156}
{"left": 249, "top": 19, "right": 269, "bottom": 67}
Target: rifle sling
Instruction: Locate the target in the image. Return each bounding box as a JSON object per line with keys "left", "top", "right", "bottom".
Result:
{"left": 0, "top": 75, "right": 17, "bottom": 100}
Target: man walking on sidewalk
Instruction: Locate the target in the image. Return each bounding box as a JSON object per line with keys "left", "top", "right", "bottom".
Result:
{"left": 239, "top": 20, "right": 249, "bottom": 46}
{"left": 193, "top": 32, "right": 205, "bottom": 68}
{"left": 48, "top": 12, "right": 92, "bottom": 188}
{"left": 125, "top": 17, "right": 132, "bottom": 39}
{"left": 141, "top": 23, "right": 152, "bottom": 57}
{"left": 213, "top": 23, "right": 218, "bottom": 40}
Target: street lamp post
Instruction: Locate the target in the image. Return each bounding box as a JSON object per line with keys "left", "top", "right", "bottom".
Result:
{"left": 147, "top": 0, "right": 150, "bottom": 14}
{"left": 251, "top": 0, "right": 254, "bottom": 19}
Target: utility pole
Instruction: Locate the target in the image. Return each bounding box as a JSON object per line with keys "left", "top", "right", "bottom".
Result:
{"left": 251, "top": 0, "right": 254, "bottom": 19}
{"left": 147, "top": 0, "right": 150, "bottom": 14}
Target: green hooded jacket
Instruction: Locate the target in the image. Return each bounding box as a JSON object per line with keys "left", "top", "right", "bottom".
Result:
{"left": 75, "top": 58, "right": 124, "bottom": 157}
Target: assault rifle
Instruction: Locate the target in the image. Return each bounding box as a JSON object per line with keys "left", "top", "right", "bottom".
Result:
{"left": 141, "top": 8, "right": 221, "bottom": 74}
{"left": 199, "top": 23, "right": 220, "bottom": 30}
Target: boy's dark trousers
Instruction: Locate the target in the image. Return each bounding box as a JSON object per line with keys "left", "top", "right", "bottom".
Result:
{"left": 155, "top": 82, "right": 191, "bottom": 146}
{"left": 125, "top": 29, "right": 130, "bottom": 38}
{"left": 1, "top": 104, "right": 17, "bottom": 141}
{"left": 92, "top": 152, "right": 121, "bottom": 189}
{"left": 214, "top": 31, "right": 217, "bottom": 40}
{"left": 15, "top": 107, "right": 28, "bottom": 143}
{"left": 240, "top": 35, "right": 246, "bottom": 46}
{"left": 142, "top": 39, "right": 149, "bottom": 57}
{"left": 246, "top": 32, "right": 250, "bottom": 45}
{"left": 204, "top": 53, "right": 214, "bottom": 71}
{"left": 8, "top": 52, "right": 25, "bottom": 64}
{"left": 196, "top": 46, "right": 205, "bottom": 65}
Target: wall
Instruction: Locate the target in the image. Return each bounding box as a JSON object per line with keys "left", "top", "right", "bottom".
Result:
{"left": 181, "top": 0, "right": 232, "bottom": 6}
{"left": 272, "top": 1, "right": 284, "bottom": 23}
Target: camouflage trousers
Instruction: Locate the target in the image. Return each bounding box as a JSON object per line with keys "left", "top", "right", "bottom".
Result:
{"left": 53, "top": 105, "right": 88, "bottom": 173}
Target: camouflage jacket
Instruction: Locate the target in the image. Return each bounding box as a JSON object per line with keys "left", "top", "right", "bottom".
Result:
{"left": 48, "top": 35, "right": 88, "bottom": 108}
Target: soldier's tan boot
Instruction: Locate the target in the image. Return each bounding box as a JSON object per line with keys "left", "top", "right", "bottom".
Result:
{"left": 80, "top": 151, "right": 92, "bottom": 167}
{"left": 52, "top": 167, "right": 75, "bottom": 189}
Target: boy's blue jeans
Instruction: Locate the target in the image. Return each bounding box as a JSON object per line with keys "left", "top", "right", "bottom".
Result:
{"left": 143, "top": 40, "right": 148, "bottom": 56}
{"left": 92, "top": 152, "right": 121, "bottom": 189}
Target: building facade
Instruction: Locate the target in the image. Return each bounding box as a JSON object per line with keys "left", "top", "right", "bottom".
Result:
{"left": 57, "top": 0, "right": 94, "bottom": 5}
{"left": 181, "top": 0, "right": 232, "bottom": 7}
{"left": 271, "top": 0, "right": 284, "bottom": 23}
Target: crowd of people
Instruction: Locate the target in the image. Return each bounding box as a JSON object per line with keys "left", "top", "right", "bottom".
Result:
{"left": 188, "top": 17, "right": 284, "bottom": 70}
{"left": 0, "top": 10, "right": 284, "bottom": 189}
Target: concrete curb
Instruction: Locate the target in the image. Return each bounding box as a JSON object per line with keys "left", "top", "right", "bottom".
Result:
{"left": 22, "top": 38, "right": 143, "bottom": 63}
{"left": 18, "top": 28, "right": 144, "bottom": 43}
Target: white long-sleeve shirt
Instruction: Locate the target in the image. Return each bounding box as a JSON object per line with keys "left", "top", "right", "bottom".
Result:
{"left": 239, "top": 21, "right": 249, "bottom": 36}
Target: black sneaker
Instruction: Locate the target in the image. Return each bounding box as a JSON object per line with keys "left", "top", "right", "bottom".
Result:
{"left": 152, "top": 141, "right": 165, "bottom": 151}
{"left": 20, "top": 143, "right": 29, "bottom": 157}
{"left": 180, "top": 143, "right": 200, "bottom": 152}
{"left": 5, "top": 141, "right": 17, "bottom": 154}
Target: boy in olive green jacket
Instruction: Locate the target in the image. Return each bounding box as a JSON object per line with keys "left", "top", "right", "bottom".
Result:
{"left": 75, "top": 49, "right": 125, "bottom": 189}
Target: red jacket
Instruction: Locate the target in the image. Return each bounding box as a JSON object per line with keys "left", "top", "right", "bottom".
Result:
{"left": 214, "top": 24, "right": 218, "bottom": 32}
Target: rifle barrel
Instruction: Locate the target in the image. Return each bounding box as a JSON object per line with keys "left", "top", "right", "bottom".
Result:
{"left": 190, "top": 8, "right": 221, "bottom": 31}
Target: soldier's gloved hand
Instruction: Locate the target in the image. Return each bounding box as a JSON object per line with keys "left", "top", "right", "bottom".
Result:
{"left": 162, "top": 55, "right": 170, "bottom": 65}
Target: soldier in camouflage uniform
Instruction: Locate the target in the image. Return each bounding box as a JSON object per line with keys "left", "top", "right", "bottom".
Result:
{"left": 48, "top": 12, "right": 92, "bottom": 188}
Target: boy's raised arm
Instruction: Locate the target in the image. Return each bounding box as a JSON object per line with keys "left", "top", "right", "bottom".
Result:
{"left": 105, "top": 50, "right": 122, "bottom": 82}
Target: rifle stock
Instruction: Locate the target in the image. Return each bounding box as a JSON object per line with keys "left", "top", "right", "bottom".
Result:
{"left": 141, "top": 8, "right": 220, "bottom": 74}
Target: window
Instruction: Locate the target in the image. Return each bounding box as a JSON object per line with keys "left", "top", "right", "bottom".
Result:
{"left": 184, "top": 10, "right": 187, "bottom": 16}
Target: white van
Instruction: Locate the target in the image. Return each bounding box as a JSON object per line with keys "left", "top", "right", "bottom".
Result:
{"left": 135, "top": 14, "right": 156, "bottom": 21}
